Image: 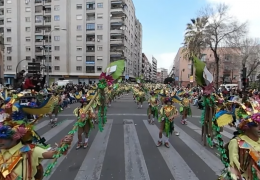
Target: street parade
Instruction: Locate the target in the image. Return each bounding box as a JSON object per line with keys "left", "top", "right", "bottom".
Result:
{"left": 0, "top": 56, "right": 260, "bottom": 180}
{"left": 0, "top": 0, "right": 260, "bottom": 179}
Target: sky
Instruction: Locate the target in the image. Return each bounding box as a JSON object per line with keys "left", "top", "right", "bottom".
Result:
{"left": 132, "top": 0, "right": 260, "bottom": 72}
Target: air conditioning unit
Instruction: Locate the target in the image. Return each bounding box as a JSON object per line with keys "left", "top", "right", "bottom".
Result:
{"left": 97, "top": 39, "right": 100, "bottom": 42}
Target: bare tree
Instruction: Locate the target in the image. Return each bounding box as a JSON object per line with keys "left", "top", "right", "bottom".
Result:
{"left": 228, "top": 37, "right": 260, "bottom": 77}
{"left": 200, "top": 3, "right": 248, "bottom": 88}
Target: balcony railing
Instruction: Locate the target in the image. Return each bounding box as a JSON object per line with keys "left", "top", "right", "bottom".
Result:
{"left": 86, "top": 48, "right": 95, "bottom": 52}
{"left": 86, "top": 70, "right": 95, "bottom": 73}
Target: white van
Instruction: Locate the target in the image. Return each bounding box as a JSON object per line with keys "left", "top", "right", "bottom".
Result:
{"left": 220, "top": 84, "right": 238, "bottom": 91}
{"left": 56, "top": 80, "right": 73, "bottom": 87}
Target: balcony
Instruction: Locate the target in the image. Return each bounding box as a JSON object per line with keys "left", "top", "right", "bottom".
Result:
{"left": 45, "top": 7, "right": 51, "bottom": 14}
{"left": 86, "top": 46, "right": 95, "bottom": 52}
{"left": 86, "top": 65, "right": 95, "bottom": 73}
{"left": 0, "top": 8, "right": 4, "bottom": 16}
{"left": 0, "top": 19, "right": 3, "bottom": 25}
{"left": 86, "top": 13, "right": 95, "bottom": 21}
{"left": 0, "top": 1, "right": 3, "bottom": 6}
{"left": 86, "top": 34, "right": 95, "bottom": 44}
{"left": 110, "top": 38, "right": 124, "bottom": 45}
{"left": 86, "top": 2, "right": 95, "bottom": 11}
{"left": 35, "top": 0, "right": 42, "bottom": 4}
{"left": 111, "top": 1, "right": 127, "bottom": 9}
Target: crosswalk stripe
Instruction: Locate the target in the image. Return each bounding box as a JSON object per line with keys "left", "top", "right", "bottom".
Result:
{"left": 35, "top": 121, "right": 51, "bottom": 131}
{"left": 40, "top": 120, "right": 75, "bottom": 168}
{"left": 124, "top": 119, "right": 150, "bottom": 180}
{"left": 174, "top": 123, "right": 223, "bottom": 175}
{"left": 186, "top": 121, "right": 233, "bottom": 140}
{"left": 74, "top": 119, "right": 113, "bottom": 180}
{"left": 143, "top": 120, "right": 200, "bottom": 180}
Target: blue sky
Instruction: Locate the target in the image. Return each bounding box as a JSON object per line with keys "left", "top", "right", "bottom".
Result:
{"left": 132, "top": 0, "right": 260, "bottom": 71}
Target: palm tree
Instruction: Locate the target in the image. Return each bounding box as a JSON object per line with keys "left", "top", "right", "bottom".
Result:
{"left": 182, "top": 17, "right": 208, "bottom": 84}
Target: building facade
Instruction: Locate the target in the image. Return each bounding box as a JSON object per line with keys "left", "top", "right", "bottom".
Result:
{"left": 141, "top": 53, "right": 151, "bottom": 81}
{"left": 152, "top": 56, "right": 157, "bottom": 82}
{"left": 174, "top": 47, "right": 240, "bottom": 87}
{"left": 157, "top": 68, "right": 168, "bottom": 83}
{"left": 1, "top": 0, "right": 142, "bottom": 84}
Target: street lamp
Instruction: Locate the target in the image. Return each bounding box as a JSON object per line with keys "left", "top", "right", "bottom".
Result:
{"left": 180, "top": 68, "right": 185, "bottom": 86}
{"left": 46, "top": 27, "right": 66, "bottom": 86}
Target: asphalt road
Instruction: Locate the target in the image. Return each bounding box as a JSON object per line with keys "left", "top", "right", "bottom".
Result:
{"left": 36, "top": 94, "right": 235, "bottom": 180}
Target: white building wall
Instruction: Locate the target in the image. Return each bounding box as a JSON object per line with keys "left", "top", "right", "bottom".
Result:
{"left": 2, "top": 0, "right": 142, "bottom": 83}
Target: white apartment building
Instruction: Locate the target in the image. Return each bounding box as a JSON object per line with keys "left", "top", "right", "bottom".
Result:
{"left": 141, "top": 53, "right": 151, "bottom": 81}
{"left": 1, "top": 0, "right": 142, "bottom": 85}
{"left": 152, "top": 56, "right": 157, "bottom": 82}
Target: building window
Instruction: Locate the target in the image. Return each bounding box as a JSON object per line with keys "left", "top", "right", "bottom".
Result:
{"left": 97, "top": 35, "right": 103, "bottom": 40}
{"left": 26, "top": 56, "right": 31, "bottom": 60}
{"left": 7, "top": 65, "right": 12, "bottom": 70}
{"left": 86, "top": 3, "right": 95, "bottom": 10}
{"left": 25, "top": 7, "right": 31, "bottom": 12}
{"left": 76, "top": 46, "right": 82, "bottom": 51}
{"left": 6, "top": 8, "right": 11, "bottom": 13}
{"left": 97, "top": 66, "right": 102, "bottom": 71}
{"left": 54, "top": 15, "right": 60, "bottom": 21}
{"left": 76, "top": 4, "right": 82, "bottom": 9}
{"left": 76, "top": 35, "right": 82, "bottom": 41}
{"left": 7, "top": 56, "right": 12, "bottom": 61}
{"left": 97, "top": 24, "right": 103, "bottom": 30}
{"left": 25, "top": 17, "right": 30, "bottom": 22}
{"left": 77, "top": 25, "right": 82, "bottom": 31}
{"left": 6, "top": 47, "right": 12, "bottom": 52}
{"left": 76, "top": 66, "right": 82, "bottom": 71}
{"left": 76, "top": 15, "right": 82, "bottom": 20}
{"left": 86, "top": 56, "right": 95, "bottom": 62}
{"left": 86, "top": 66, "right": 95, "bottom": 73}
{"left": 188, "top": 64, "right": 191, "bottom": 69}
{"left": 6, "top": 37, "right": 11, "bottom": 42}
{"left": 97, "top": 46, "right": 102, "bottom": 51}
{"left": 7, "top": 0, "right": 11, "bottom": 4}
{"left": 86, "top": 23, "right": 95, "bottom": 30}
{"left": 54, "top": 56, "right": 60, "bottom": 60}
{"left": 97, "top": 13, "right": 103, "bottom": 19}
{"left": 54, "top": 46, "right": 60, "bottom": 51}
{"left": 25, "top": 37, "right": 30, "bottom": 42}
{"left": 76, "top": 56, "right": 82, "bottom": 61}
{"left": 54, "top": 5, "right": 60, "bottom": 11}
{"left": 97, "top": 56, "right": 103, "bottom": 61}
{"left": 97, "top": 3, "right": 103, "bottom": 8}
{"left": 25, "top": 27, "right": 30, "bottom": 32}
{"left": 54, "top": 66, "right": 60, "bottom": 71}
{"left": 6, "top": 28, "right": 11, "bottom": 32}
{"left": 54, "top": 36, "right": 60, "bottom": 41}
{"left": 6, "top": 18, "right": 11, "bottom": 23}
{"left": 26, "top": 46, "right": 31, "bottom": 51}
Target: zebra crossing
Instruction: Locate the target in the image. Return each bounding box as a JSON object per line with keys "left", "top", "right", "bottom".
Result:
{"left": 33, "top": 113, "right": 235, "bottom": 180}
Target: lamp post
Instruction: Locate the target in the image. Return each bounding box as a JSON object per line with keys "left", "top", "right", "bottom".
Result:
{"left": 46, "top": 27, "right": 66, "bottom": 86}
{"left": 180, "top": 68, "right": 185, "bottom": 86}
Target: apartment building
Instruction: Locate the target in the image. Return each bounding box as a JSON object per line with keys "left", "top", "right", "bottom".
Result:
{"left": 141, "top": 53, "right": 151, "bottom": 81}
{"left": 1, "top": 0, "right": 142, "bottom": 84}
{"left": 152, "top": 56, "right": 157, "bottom": 82}
{"left": 174, "top": 47, "right": 240, "bottom": 87}
{"left": 169, "top": 62, "right": 175, "bottom": 78}
{"left": 157, "top": 68, "right": 168, "bottom": 83}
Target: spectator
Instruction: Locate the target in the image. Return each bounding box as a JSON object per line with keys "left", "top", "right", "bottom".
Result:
{"left": 23, "top": 75, "right": 35, "bottom": 90}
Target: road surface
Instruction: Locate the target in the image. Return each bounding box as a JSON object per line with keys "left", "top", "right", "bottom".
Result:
{"left": 37, "top": 94, "right": 234, "bottom": 180}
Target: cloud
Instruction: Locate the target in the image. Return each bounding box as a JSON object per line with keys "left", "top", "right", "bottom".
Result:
{"left": 206, "top": 0, "right": 260, "bottom": 38}
{"left": 145, "top": 52, "right": 176, "bottom": 72}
